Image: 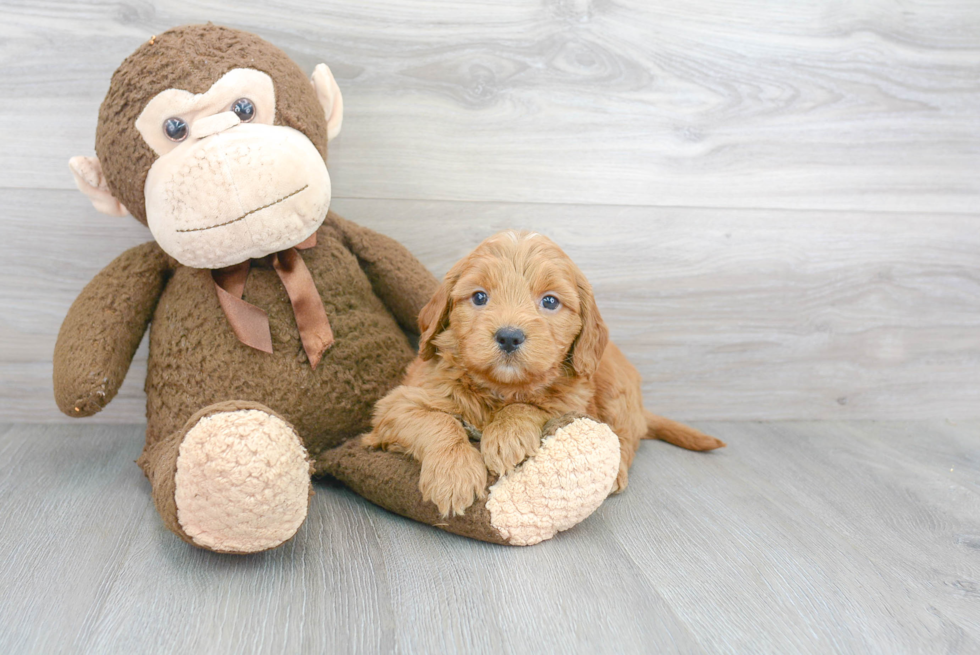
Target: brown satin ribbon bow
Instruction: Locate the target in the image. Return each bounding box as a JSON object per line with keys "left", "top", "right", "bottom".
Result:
{"left": 212, "top": 233, "right": 334, "bottom": 369}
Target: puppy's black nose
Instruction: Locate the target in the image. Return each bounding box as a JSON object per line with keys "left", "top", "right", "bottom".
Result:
{"left": 495, "top": 327, "right": 525, "bottom": 354}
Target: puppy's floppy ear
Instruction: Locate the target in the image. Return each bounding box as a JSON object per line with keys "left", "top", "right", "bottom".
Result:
{"left": 418, "top": 277, "right": 454, "bottom": 361}
{"left": 569, "top": 270, "right": 609, "bottom": 377}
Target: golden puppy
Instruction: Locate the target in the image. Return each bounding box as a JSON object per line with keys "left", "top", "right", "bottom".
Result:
{"left": 363, "top": 231, "right": 725, "bottom": 516}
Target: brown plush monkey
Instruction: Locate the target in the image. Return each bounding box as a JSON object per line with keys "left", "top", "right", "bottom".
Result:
{"left": 57, "top": 24, "right": 621, "bottom": 553}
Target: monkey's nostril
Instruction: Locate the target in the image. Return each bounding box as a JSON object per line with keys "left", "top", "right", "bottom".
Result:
{"left": 495, "top": 327, "right": 526, "bottom": 354}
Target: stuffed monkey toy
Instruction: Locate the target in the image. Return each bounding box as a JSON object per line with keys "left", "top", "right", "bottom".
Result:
{"left": 56, "top": 24, "right": 622, "bottom": 553}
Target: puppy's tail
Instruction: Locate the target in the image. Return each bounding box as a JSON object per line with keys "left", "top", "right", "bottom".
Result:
{"left": 643, "top": 411, "right": 726, "bottom": 451}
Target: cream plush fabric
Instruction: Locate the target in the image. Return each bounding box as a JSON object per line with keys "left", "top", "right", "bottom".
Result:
{"left": 174, "top": 409, "right": 313, "bottom": 553}
{"left": 486, "top": 417, "right": 621, "bottom": 546}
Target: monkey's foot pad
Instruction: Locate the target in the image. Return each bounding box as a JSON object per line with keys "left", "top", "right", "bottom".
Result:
{"left": 174, "top": 409, "right": 312, "bottom": 553}
{"left": 487, "top": 417, "right": 621, "bottom": 546}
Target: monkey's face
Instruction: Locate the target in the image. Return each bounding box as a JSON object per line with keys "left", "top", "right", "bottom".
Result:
{"left": 136, "top": 69, "right": 330, "bottom": 269}
{"left": 70, "top": 25, "right": 345, "bottom": 271}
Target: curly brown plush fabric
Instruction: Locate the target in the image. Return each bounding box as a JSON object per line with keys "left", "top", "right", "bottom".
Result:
{"left": 141, "top": 213, "right": 428, "bottom": 456}
{"left": 317, "top": 439, "right": 510, "bottom": 545}
{"left": 55, "top": 208, "right": 440, "bottom": 552}
{"left": 53, "top": 241, "right": 174, "bottom": 416}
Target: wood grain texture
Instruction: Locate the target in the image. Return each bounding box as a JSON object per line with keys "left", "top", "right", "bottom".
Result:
{"left": 4, "top": 191, "right": 978, "bottom": 422}
{"left": 1, "top": 1, "right": 978, "bottom": 419}
{"left": 608, "top": 419, "right": 980, "bottom": 653}
{"left": 1, "top": 420, "right": 977, "bottom": 653}
{"left": 3, "top": 4, "right": 979, "bottom": 653}
{"left": 0, "top": 0, "right": 978, "bottom": 212}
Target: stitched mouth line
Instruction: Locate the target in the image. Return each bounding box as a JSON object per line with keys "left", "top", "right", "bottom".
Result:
{"left": 175, "top": 185, "right": 309, "bottom": 233}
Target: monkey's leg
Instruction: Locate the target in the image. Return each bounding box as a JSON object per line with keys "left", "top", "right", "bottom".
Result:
{"left": 316, "top": 415, "right": 620, "bottom": 546}
{"left": 137, "top": 401, "right": 313, "bottom": 554}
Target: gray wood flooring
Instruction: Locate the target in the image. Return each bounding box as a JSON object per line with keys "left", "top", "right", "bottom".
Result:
{"left": 0, "top": 420, "right": 977, "bottom": 654}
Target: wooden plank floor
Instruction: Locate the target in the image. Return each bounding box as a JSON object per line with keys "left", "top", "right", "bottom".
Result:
{"left": 1, "top": 420, "right": 977, "bottom": 654}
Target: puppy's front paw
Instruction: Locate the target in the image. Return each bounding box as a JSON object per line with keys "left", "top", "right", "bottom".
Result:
{"left": 361, "top": 431, "right": 382, "bottom": 449}
{"left": 611, "top": 460, "right": 630, "bottom": 494}
{"left": 481, "top": 421, "right": 542, "bottom": 476}
{"left": 361, "top": 429, "right": 408, "bottom": 454}
{"left": 419, "top": 441, "right": 488, "bottom": 517}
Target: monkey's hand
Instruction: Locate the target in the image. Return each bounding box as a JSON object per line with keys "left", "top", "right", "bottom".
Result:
{"left": 54, "top": 241, "right": 172, "bottom": 417}
{"left": 481, "top": 404, "right": 551, "bottom": 476}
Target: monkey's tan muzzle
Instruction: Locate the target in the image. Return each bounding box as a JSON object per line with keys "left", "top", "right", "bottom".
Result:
{"left": 144, "top": 123, "right": 331, "bottom": 270}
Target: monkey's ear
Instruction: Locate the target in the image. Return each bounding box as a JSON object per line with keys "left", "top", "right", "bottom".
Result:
{"left": 311, "top": 63, "right": 344, "bottom": 141}
{"left": 68, "top": 156, "right": 129, "bottom": 217}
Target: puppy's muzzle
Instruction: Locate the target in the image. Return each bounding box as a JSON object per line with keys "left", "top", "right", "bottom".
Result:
{"left": 495, "top": 327, "right": 525, "bottom": 354}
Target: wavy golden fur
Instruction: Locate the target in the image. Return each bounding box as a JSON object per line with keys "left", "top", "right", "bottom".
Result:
{"left": 363, "top": 231, "right": 724, "bottom": 516}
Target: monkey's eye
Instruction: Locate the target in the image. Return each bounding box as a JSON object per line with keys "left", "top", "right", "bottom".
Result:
{"left": 232, "top": 98, "right": 255, "bottom": 122}
{"left": 163, "top": 117, "right": 188, "bottom": 142}
{"left": 472, "top": 291, "right": 488, "bottom": 306}
{"left": 540, "top": 295, "right": 560, "bottom": 311}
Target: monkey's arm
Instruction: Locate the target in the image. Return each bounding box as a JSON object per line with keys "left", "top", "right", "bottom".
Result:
{"left": 53, "top": 241, "right": 172, "bottom": 417}
{"left": 326, "top": 211, "right": 438, "bottom": 336}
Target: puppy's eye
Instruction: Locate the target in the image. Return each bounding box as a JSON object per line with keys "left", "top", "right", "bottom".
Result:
{"left": 540, "top": 295, "right": 560, "bottom": 311}
{"left": 472, "top": 291, "right": 488, "bottom": 306}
